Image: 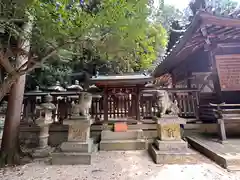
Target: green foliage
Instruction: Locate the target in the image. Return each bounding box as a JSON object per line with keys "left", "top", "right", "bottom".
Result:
{"left": 1, "top": 0, "right": 168, "bottom": 88}
{"left": 155, "top": 4, "right": 186, "bottom": 30}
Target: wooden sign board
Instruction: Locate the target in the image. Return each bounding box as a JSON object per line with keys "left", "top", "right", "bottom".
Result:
{"left": 215, "top": 54, "right": 240, "bottom": 91}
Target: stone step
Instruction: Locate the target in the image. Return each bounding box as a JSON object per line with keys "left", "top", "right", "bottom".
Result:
{"left": 101, "top": 130, "right": 144, "bottom": 141}
{"left": 226, "top": 165, "right": 240, "bottom": 171}
{"left": 51, "top": 152, "right": 91, "bottom": 165}
{"left": 100, "top": 139, "right": 146, "bottom": 151}
{"left": 226, "top": 158, "right": 240, "bottom": 171}
{"left": 154, "top": 140, "right": 188, "bottom": 151}
{"left": 60, "top": 139, "right": 93, "bottom": 153}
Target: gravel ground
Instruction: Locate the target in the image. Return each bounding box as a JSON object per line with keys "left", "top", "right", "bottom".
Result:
{"left": 0, "top": 151, "right": 240, "bottom": 180}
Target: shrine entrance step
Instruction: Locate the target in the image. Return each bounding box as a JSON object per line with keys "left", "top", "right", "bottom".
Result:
{"left": 101, "top": 130, "right": 143, "bottom": 140}
{"left": 187, "top": 134, "right": 240, "bottom": 171}
{"left": 100, "top": 130, "right": 146, "bottom": 151}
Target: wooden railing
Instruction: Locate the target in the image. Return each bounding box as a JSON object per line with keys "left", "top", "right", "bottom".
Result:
{"left": 21, "top": 91, "right": 103, "bottom": 123}
{"left": 1, "top": 88, "right": 199, "bottom": 124}
{"left": 198, "top": 92, "right": 220, "bottom": 122}
{"left": 139, "top": 88, "right": 199, "bottom": 119}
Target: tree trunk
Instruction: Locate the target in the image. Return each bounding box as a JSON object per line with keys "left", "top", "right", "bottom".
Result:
{"left": 0, "top": 19, "right": 32, "bottom": 165}
{"left": 0, "top": 73, "right": 21, "bottom": 102}
{"left": 0, "top": 74, "right": 26, "bottom": 165}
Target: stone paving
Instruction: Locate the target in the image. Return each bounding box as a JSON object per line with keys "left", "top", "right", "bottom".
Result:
{"left": 0, "top": 150, "right": 240, "bottom": 180}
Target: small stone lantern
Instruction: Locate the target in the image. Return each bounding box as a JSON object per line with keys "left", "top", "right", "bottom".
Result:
{"left": 32, "top": 94, "right": 55, "bottom": 158}
{"left": 47, "top": 81, "right": 66, "bottom": 92}
{"left": 66, "top": 80, "right": 83, "bottom": 91}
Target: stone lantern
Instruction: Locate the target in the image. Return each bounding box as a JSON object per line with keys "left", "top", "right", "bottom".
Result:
{"left": 47, "top": 81, "right": 66, "bottom": 92}
{"left": 32, "top": 94, "right": 55, "bottom": 158}
{"left": 66, "top": 80, "right": 83, "bottom": 91}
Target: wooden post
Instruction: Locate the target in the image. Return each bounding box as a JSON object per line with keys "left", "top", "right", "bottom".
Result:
{"left": 217, "top": 118, "right": 227, "bottom": 142}
{"left": 136, "top": 86, "right": 140, "bottom": 121}
{"left": 103, "top": 87, "right": 108, "bottom": 128}
{"left": 208, "top": 50, "right": 222, "bottom": 102}
{"left": 171, "top": 72, "right": 176, "bottom": 88}
{"left": 187, "top": 71, "right": 192, "bottom": 89}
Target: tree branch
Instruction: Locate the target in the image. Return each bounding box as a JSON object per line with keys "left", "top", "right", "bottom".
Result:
{"left": 0, "top": 37, "right": 81, "bottom": 101}
{"left": 0, "top": 18, "right": 26, "bottom": 23}
{"left": 0, "top": 73, "right": 21, "bottom": 102}
{"left": 0, "top": 51, "right": 15, "bottom": 73}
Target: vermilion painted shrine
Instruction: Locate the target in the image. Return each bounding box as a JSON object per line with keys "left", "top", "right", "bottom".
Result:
{"left": 1, "top": 9, "right": 240, "bottom": 169}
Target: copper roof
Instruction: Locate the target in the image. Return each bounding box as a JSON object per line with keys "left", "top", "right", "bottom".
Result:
{"left": 90, "top": 74, "right": 153, "bottom": 86}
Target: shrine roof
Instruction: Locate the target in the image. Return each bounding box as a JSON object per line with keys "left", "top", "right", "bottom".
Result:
{"left": 153, "top": 10, "right": 240, "bottom": 77}
{"left": 90, "top": 74, "right": 153, "bottom": 86}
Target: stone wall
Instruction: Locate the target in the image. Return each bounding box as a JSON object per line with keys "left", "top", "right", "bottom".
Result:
{"left": 1, "top": 123, "right": 240, "bottom": 149}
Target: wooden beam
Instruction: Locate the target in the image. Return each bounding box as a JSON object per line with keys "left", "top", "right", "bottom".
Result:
{"left": 201, "top": 12, "right": 240, "bottom": 28}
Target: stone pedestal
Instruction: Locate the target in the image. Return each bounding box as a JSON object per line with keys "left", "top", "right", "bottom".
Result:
{"left": 149, "top": 115, "right": 196, "bottom": 164}
{"left": 32, "top": 94, "right": 55, "bottom": 158}
{"left": 51, "top": 116, "right": 97, "bottom": 165}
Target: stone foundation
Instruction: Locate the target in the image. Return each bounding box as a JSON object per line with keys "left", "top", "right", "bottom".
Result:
{"left": 2, "top": 123, "right": 240, "bottom": 151}
{"left": 149, "top": 144, "right": 196, "bottom": 164}
{"left": 187, "top": 135, "right": 240, "bottom": 171}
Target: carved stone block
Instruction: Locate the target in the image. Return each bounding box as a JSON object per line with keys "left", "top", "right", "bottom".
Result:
{"left": 68, "top": 125, "right": 90, "bottom": 142}
{"left": 157, "top": 124, "right": 181, "bottom": 141}
{"left": 157, "top": 115, "right": 186, "bottom": 141}
{"left": 63, "top": 117, "right": 92, "bottom": 143}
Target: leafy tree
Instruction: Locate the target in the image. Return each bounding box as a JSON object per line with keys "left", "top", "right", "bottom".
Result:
{"left": 0, "top": 0, "right": 167, "bottom": 99}
{"left": 25, "top": 0, "right": 168, "bottom": 89}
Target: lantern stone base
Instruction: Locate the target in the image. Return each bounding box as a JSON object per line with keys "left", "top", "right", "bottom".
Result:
{"left": 32, "top": 146, "right": 54, "bottom": 158}
{"left": 31, "top": 123, "right": 53, "bottom": 158}
{"left": 51, "top": 116, "right": 97, "bottom": 165}
{"left": 149, "top": 115, "right": 196, "bottom": 164}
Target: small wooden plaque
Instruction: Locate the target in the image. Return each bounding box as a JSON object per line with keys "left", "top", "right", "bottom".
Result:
{"left": 114, "top": 122, "right": 128, "bottom": 132}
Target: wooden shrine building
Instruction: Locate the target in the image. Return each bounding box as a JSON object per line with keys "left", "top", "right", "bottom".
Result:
{"left": 153, "top": 11, "right": 240, "bottom": 119}
{"left": 89, "top": 74, "right": 153, "bottom": 123}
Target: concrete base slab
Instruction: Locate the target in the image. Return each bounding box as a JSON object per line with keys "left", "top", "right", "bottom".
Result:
{"left": 149, "top": 144, "right": 196, "bottom": 164}
{"left": 100, "top": 139, "right": 146, "bottom": 151}
{"left": 51, "top": 152, "right": 91, "bottom": 165}
{"left": 187, "top": 135, "right": 240, "bottom": 171}
{"left": 155, "top": 140, "right": 188, "bottom": 151}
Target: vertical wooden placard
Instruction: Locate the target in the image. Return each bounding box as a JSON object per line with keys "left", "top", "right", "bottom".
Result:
{"left": 215, "top": 54, "right": 240, "bottom": 91}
